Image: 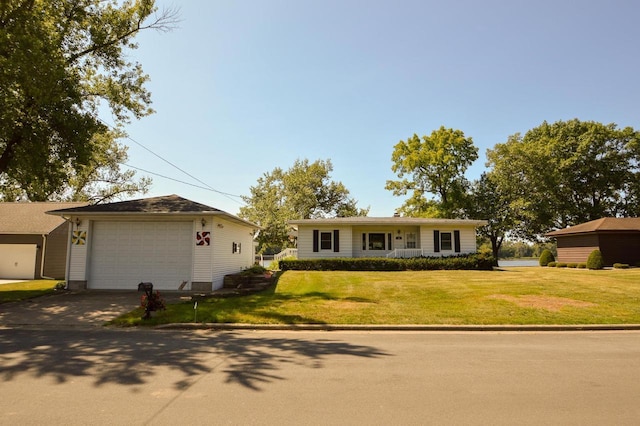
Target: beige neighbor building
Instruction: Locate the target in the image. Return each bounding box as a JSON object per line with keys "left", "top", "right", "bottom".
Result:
{"left": 0, "top": 202, "right": 87, "bottom": 279}
{"left": 287, "top": 217, "right": 487, "bottom": 259}
{"left": 47, "top": 195, "right": 260, "bottom": 291}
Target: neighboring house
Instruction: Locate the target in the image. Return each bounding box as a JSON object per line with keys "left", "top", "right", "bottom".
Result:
{"left": 545, "top": 217, "right": 640, "bottom": 266}
{"left": 288, "top": 217, "right": 487, "bottom": 259}
{"left": 0, "top": 202, "right": 87, "bottom": 279}
{"left": 47, "top": 195, "right": 260, "bottom": 291}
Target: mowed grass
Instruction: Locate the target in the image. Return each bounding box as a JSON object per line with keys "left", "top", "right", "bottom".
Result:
{"left": 0, "top": 280, "right": 60, "bottom": 303}
{"left": 111, "top": 267, "right": 640, "bottom": 326}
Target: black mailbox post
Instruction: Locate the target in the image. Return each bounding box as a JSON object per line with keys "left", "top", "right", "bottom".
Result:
{"left": 137, "top": 282, "right": 162, "bottom": 319}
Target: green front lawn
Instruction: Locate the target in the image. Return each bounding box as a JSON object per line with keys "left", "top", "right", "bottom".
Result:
{"left": 110, "top": 267, "right": 640, "bottom": 326}
{"left": 0, "top": 280, "right": 60, "bottom": 303}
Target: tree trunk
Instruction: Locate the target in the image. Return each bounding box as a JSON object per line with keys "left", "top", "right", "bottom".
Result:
{"left": 0, "top": 133, "right": 21, "bottom": 174}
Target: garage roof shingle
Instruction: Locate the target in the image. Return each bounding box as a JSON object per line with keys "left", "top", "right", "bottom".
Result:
{"left": 47, "top": 194, "right": 221, "bottom": 214}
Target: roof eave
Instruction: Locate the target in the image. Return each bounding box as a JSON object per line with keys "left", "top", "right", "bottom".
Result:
{"left": 47, "top": 210, "right": 261, "bottom": 229}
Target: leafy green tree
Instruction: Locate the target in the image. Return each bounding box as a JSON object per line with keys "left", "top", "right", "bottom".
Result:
{"left": 623, "top": 136, "right": 640, "bottom": 216}
{"left": 465, "top": 172, "right": 516, "bottom": 264}
{"left": 386, "top": 126, "right": 478, "bottom": 217}
{"left": 0, "top": 0, "right": 177, "bottom": 201}
{"left": 487, "top": 119, "right": 638, "bottom": 239}
{"left": 1, "top": 127, "right": 151, "bottom": 202}
{"left": 239, "top": 159, "right": 369, "bottom": 253}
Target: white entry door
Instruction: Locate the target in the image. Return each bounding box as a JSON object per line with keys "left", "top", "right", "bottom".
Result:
{"left": 89, "top": 221, "right": 193, "bottom": 290}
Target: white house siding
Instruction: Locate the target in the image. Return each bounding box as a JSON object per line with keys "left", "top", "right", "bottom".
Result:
{"left": 192, "top": 220, "right": 213, "bottom": 289}
{"left": 296, "top": 225, "right": 352, "bottom": 259}
{"left": 88, "top": 221, "right": 193, "bottom": 290}
{"left": 211, "top": 218, "right": 255, "bottom": 290}
{"left": 67, "top": 219, "right": 89, "bottom": 287}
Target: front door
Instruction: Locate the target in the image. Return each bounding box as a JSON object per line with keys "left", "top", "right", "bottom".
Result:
{"left": 405, "top": 233, "right": 417, "bottom": 249}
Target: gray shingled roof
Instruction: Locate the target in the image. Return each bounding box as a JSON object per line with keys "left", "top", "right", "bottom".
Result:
{"left": 47, "top": 194, "right": 222, "bottom": 214}
{"left": 546, "top": 217, "right": 640, "bottom": 236}
{"left": 47, "top": 194, "right": 260, "bottom": 229}
{"left": 0, "top": 202, "right": 87, "bottom": 235}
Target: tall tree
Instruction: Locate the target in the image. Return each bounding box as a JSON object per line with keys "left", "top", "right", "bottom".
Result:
{"left": 0, "top": 0, "right": 177, "bottom": 201}
{"left": 385, "top": 126, "right": 478, "bottom": 217}
{"left": 487, "top": 119, "right": 638, "bottom": 239}
{"left": 465, "top": 172, "right": 517, "bottom": 264}
{"left": 239, "top": 159, "right": 369, "bottom": 253}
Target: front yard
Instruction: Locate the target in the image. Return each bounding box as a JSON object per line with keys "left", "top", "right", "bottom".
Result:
{"left": 110, "top": 267, "right": 640, "bottom": 326}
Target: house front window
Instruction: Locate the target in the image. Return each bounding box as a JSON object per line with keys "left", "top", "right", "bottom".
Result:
{"left": 320, "top": 232, "right": 332, "bottom": 250}
{"left": 406, "top": 233, "right": 417, "bottom": 249}
{"left": 368, "top": 233, "right": 386, "bottom": 250}
{"left": 441, "top": 232, "right": 452, "bottom": 251}
{"left": 313, "top": 229, "right": 340, "bottom": 253}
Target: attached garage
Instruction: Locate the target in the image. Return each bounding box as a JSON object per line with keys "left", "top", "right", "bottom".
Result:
{"left": 89, "top": 221, "right": 194, "bottom": 290}
{"left": 47, "top": 195, "right": 260, "bottom": 291}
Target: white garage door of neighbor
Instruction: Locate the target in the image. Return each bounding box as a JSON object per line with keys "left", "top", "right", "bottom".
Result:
{"left": 0, "top": 244, "right": 37, "bottom": 280}
{"left": 89, "top": 221, "right": 194, "bottom": 290}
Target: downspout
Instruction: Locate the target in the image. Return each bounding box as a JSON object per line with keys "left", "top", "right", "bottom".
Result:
{"left": 64, "top": 216, "right": 73, "bottom": 287}
{"left": 40, "top": 234, "right": 55, "bottom": 280}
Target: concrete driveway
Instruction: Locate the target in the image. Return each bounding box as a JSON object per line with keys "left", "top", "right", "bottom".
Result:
{"left": 0, "top": 291, "right": 188, "bottom": 328}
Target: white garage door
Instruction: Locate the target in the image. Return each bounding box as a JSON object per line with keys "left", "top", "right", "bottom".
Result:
{"left": 0, "top": 244, "right": 37, "bottom": 280}
{"left": 89, "top": 221, "right": 193, "bottom": 290}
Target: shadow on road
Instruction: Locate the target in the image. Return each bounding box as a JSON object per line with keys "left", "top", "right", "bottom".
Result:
{"left": 0, "top": 329, "right": 389, "bottom": 391}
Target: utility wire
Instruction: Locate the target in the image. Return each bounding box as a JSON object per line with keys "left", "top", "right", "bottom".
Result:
{"left": 123, "top": 163, "right": 244, "bottom": 205}
{"left": 98, "top": 117, "right": 243, "bottom": 199}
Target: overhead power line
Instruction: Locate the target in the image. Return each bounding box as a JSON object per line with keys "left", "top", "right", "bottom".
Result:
{"left": 123, "top": 164, "right": 243, "bottom": 202}
{"left": 98, "top": 117, "right": 244, "bottom": 201}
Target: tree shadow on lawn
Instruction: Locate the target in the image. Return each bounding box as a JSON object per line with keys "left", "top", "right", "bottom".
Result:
{"left": 205, "top": 289, "right": 377, "bottom": 324}
{"left": 0, "top": 329, "right": 389, "bottom": 392}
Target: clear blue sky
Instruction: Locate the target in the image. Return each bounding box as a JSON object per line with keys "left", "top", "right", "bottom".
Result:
{"left": 115, "top": 0, "right": 640, "bottom": 217}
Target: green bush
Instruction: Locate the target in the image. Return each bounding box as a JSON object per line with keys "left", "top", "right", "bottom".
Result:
{"left": 547, "top": 261, "right": 557, "bottom": 267}
{"left": 586, "top": 250, "right": 604, "bottom": 270}
{"left": 567, "top": 263, "right": 578, "bottom": 268}
{"left": 539, "top": 249, "right": 555, "bottom": 266}
{"left": 556, "top": 262, "right": 568, "bottom": 268}
{"left": 613, "top": 263, "right": 630, "bottom": 269}
{"left": 279, "top": 253, "right": 496, "bottom": 272}
{"left": 577, "top": 263, "right": 587, "bottom": 269}
{"left": 241, "top": 265, "right": 268, "bottom": 275}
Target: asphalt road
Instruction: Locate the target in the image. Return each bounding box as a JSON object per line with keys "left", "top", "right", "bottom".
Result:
{"left": 1, "top": 328, "right": 639, "bottom": 425}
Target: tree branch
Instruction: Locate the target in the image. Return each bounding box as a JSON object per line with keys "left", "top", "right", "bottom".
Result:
{"left": 67, "top": 7, "right": 179, "bottom": 64}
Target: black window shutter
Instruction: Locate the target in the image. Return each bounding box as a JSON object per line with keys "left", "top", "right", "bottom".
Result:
{"left": 313, "top": 230, "right": 319, "bottom": 252}
{"left": 388, "top": 233, "right": 392, "bottom": 250}
{"left": 433, "top": 230, "right": 440, "bottom": 253}
{"left": 454, "top": 230, "right": 461, "bottom": 253}
{"left": 333, "top": 230, "right": 340, "bottom": 252}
